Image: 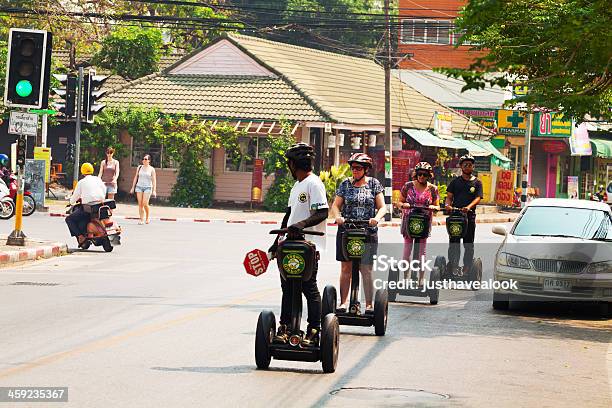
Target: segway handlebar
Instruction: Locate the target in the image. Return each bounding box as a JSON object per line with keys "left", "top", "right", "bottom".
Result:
{"left": 402, "top": 204, "right": 439, "bottom": 211}
{"left": 269, "top": 228, "right": 325, "bottom": 236}
{"left": 341, "top": 219, "right": 371, "bottom": 228}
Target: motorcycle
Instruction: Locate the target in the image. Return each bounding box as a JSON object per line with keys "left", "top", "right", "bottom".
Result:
{"left": 0, "top": 178, "right": 15, "bottom": 220}
{"left": 66, "top": 200, "right": 122, "bottom": 252}
{"left": 7, "top": 174, "right": 36, "bottom": 216}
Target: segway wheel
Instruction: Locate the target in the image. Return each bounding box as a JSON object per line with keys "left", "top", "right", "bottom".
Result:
{"left": 387, "top": 267, "right": 398, "bottom": 302}
{"left": 470, "top": 258, "right": 483, "bottom": 290}
{"left": 434, "top": 256, "right": 446, "bottom": 280}
{"left": 492, "top": 293, "right": 510, "bottom": 311}
{"left": 320, "top": 313, "right": 339, "bottom": 373}
{"left": 428, "top": 267, "right": 441, "bottom": 305}
{"left": 255, "top": 310, "right": 276, "bottom": 369}
{"left": 102, "top": 237, "right": 113, "bottom": 252}
{"left": 374, "top": 289, "right": 388, "bottom": 336}
{"left": 322, "top": 285, "right": 337, "bottom": 319}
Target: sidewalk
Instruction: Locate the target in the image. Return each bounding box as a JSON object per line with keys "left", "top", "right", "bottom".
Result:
{"left": 0, "top": 236, "right": 68, "bottom": 267}
{"left": 46, "top": 201, "right": 519, "bottom": 226}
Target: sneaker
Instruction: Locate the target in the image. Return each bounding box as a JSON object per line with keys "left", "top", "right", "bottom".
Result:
{"left": 336, "top": 303, "right": 348, "bottom": 313}
{"left": 273, "top": 324, "right": 289, "bottom": 344}
{"left": 301, "top": 327, "right": 320, "bottom": 347}
{"left": 365, "top": 305, "right": 374, "bottom": 314}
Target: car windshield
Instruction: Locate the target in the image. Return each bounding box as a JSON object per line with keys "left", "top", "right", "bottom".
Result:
{"left": 513, "top": 206, "right": 612, "bottom": 240}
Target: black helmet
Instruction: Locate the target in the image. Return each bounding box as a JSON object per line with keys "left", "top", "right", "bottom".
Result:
{"left": 285, "top": 142, "right": 315, "bottom": 162}
{"left": 459, "top": 154, "right": 475, "bottom": 165}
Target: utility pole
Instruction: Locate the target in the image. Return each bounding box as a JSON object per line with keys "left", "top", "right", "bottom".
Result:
{"left": 521, "top": 111, "right": 533, "bottom": 207}
{"left": 73, "top": 66, "right": 83, "bottom": 189}
{"left": 384, "top": 0, "right": 393, "bottom": 221}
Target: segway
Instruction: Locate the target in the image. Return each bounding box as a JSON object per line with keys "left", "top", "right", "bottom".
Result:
{"left": 443, "top": 207, "right": 482, "bottom": 289}
{"left": 388, "top": 205, "right": 443, "bottom": 305}
{"left": 255, "top": 228, "right": 339, "bottom": 373}
{"left": 322, "top": 220, "right": 388, "bottom": 336}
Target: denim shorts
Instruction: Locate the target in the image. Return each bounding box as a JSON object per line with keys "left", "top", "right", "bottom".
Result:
{"left": 135, "top": 185, "right": 152, "bottom": 194}
{"left": 105, "top": 184, "right": 117, "bottom": 194}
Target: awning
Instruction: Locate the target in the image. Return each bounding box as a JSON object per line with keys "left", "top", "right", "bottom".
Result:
{"left": 590, "top": 138, "right": 612, "bottom": 158}
{"left": 402, "top": 128, "right": 464, "bottom": 149}
{"left": 469, "top": 140, "right": 511, "bottom": 162}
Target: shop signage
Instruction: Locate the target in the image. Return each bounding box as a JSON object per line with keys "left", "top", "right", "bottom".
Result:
{"left": 494, "top": 170, "right": 514, "bottom": 206}
{"left": 434, "top": 111, "right": 453, "bottom": 139}
{"left": 453, "top": 107, "right": 497, "bottom": 132}
{"left": 541, "top": 140, "right": 566, "bottom": 154}
{"left": 569, "top": 123, "right": 592, "bottom": 156}
{"left": 497, "top": 110, "right": 527, "bottom": 136}
{"left": 33, "top": 146, "right": 51, "bottom": 183}
{"left": 251, "top": 158, "right": 264, "bottom": 203}
{"left": 392, "top": 150, "right": 420, "bottom": 203}
{"left": 533, "top": 112, "right": 572, "bottom": 137}
{"left": 567, "top": 176, "right": 579, "bottom": 199}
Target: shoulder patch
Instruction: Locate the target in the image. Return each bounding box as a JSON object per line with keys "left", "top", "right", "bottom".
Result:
{"left": 298, "top": 192, "right": 308, "bottom": 203}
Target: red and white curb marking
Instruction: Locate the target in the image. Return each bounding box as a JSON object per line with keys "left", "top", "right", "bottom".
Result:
{"left": 48, "top": 212, "right": 516, "bottom": 226}
{"left": 0, "top": 242, "right": 68, "bottom": 265}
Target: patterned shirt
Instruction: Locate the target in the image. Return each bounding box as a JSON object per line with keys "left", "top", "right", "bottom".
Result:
{"left": 400, "top": 181, "right": 439, "bottom": 238}
{"left": 336, "top": 177, "right": 384, "bottom": 221}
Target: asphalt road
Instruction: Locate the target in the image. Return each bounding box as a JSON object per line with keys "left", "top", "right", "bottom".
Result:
{"left": 0, "top": 215, "right": 610, "bottom": 407}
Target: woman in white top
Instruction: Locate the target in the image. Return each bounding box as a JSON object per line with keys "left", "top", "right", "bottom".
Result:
{"left": 130, "top": 154, "right": 157, "bottom": 224}
{"left": 98, "top": 146, "right": 120, "bottom": 199}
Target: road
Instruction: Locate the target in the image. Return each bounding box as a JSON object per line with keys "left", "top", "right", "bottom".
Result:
{"left": 0, "top": 214, "right": 610, "bottom": 407}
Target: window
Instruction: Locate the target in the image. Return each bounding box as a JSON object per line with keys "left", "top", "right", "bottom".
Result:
{"left": 131, "top": 139, "right": 177, "bottom": 169}
{"left": 225, "top": 136, "right": 271, "bottom": 172}
{"left": 401, "top": 19, "right": 452, "bottom": 45}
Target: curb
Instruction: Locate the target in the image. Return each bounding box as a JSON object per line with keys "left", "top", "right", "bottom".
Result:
{"left": 48, "top": 212, "right": 517, "bottom": 227}
{"left": 0, "top": 242, "right": 68, "bottom": 266}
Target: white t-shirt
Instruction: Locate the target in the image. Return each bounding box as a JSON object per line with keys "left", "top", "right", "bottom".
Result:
{"left": 287, "top": 173, "right": 329, "bottom": 250}
{"left": 70, "top": 175, "right": 106, "bottom": 205}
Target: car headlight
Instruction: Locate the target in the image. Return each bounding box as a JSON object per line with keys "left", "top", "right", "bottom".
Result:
{"left": 585, "top": 261, "right": 612, "bottom": 274}
{"left": 498, "top": 252, "right": 531, "bottom": 269}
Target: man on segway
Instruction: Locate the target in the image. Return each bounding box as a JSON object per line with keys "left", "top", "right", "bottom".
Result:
{"left": 445, "top": 154, "right": 483, "bottom": 276}
{"left": 268, "top": 143, "right": 328, "bottom": 347}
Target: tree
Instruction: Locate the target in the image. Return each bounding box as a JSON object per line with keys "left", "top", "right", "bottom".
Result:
{"left": 440, "top": 0, "right": 612, "bottom": 120}
{"left": 92, "top": 26, "right": 165, "bottom": 80}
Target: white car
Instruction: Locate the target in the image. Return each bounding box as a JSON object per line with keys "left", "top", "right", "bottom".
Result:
{"left": 491, "top": 198, "right": 612, "bottom": 315}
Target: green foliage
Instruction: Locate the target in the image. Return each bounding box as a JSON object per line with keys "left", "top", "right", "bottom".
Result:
{"left": 92, "top": 26, "right": 165, "bottom": 79}
{"left": 437, "top": 183, "right": 448, "bottom": 206}
{"left": 0, "top": 43, "right": 6, "bottom": 113}
{"left": 170, "top": 149, "right": 215, "bottom": 208}
{"left": 264, "top": 174, "right": 295, "bottom": 212}
{"left": 319, "top": 163, "right": 351, "bottom": 204}
{"left": 438, "top": 0, "right": 612, "bottom": 120}
{"left": 261, "top": 119, "right": 297, "bottom": 211}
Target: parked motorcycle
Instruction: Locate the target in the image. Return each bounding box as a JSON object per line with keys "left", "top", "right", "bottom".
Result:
{"left": 0, "top": 179, "right": 15, "bottom": 220}
{"left": 7, "top": 174, "right": 36, "bottom": 216}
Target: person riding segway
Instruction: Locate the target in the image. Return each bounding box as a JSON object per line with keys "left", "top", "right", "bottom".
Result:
{"left": 444, "top": 154, "right": 483, "bottom": 283}
{"left": 392, "top": 162, "right": 443, "bottom": 304}
{"left": 324, "top": 153, "right": 388, "bottom": 335}
{"left": 256, "top": 142, "right": 339, "bottom": 372}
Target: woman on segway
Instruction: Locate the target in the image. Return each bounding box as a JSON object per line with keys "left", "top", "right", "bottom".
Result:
{"left": 330, "top": 153, "right": 386, "bottom": 313}
{"left": 396, "top": 161, "right": 440, "bottom": 287}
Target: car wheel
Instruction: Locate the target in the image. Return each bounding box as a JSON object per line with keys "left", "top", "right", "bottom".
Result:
{"left": 493, "top": 293, "right": 510, "bottom": 311}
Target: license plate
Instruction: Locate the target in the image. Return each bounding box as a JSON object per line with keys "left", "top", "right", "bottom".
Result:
{"left": 543, "top": 278, "right": 571, "bottom": 292}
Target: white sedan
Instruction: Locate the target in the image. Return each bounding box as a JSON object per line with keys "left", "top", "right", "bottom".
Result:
{"left": 491, "top": 198, "right": 612, "bottom": 315}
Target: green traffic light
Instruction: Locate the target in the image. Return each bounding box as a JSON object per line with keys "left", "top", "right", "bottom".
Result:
{"left": 15, "top": 80, "right": 33, "bottom": 97}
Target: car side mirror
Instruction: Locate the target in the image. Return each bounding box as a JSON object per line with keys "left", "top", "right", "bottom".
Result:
{"left": 492, "top": 224, "right": 507, "bottom": 236}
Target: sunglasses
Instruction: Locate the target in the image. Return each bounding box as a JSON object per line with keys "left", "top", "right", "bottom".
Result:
{"left": 143, "top": 157, "right": 150, "bottom": 161}
{"left": 351, "top": 166, "right": 364, "bottom": 171}
{"left": 462, "top": 162, "right": 474, "bottom": 167}
{"left": 416, "top": 172, "right": 430, "bottom": 177}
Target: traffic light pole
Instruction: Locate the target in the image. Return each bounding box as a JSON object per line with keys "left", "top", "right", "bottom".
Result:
{"left": 384, "top": 0, "right": 393, "bottom": 221}
{"left": 7, "top": 134, "right": 27, "bottom": 246}
{"left": 73, "top": 67, "right": 83, "bottom": 189}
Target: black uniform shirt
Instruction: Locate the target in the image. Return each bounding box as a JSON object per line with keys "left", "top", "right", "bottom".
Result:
{"left": 447, "top": 175, "right": 483, "bottom": 208}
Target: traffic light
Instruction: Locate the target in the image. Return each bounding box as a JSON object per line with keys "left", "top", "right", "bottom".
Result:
{"left": 82, "top": 70, "right": 108, "bottom": 123}
{"left": 16, "top": 136, "right": 27, "bottom": 167}
{"left": 3, "top": 28, "right": 52, "bottom": 109}
{"left": 52, "top": 74, "right": 77, "bottom": 118}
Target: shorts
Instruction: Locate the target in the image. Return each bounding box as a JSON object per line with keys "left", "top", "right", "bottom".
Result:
{"left": 135, "top": 185, "right": 152, "bottom": 194}
{"left": 105, "top": 184, "right": 117, "bottom": 194}
{"left": 335, "top": 225, "right": 378, "bottom": 265}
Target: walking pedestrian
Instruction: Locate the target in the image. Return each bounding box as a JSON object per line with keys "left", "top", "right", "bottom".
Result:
{"left": 130, "top": 154, "right": 157, "bottom": 224}
{"left": 98, "top": 147, "right": 120, "bottom": 200}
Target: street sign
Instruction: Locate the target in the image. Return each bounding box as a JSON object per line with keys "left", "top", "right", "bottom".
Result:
{"left": 243, "top": 249, "right": 270, "bottom": 277}
{"left": 8, "top": 111, "right": 38, "bottom": 136}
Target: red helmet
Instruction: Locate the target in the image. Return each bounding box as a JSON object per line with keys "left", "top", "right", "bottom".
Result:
{"left": 347, "top": 153, "right": 373, "bottom": 168}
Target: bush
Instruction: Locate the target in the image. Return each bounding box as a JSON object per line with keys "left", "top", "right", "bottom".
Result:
{"left": 264, "top": 174, "right": 294, "bottom": 212}
{"left": 319, "top": 164, "right": 351, "bottom": 205}
{"left": 437, "top": 183, "right": 448, "bottom": 205}
{"left": 170, "top": 152, "right": 215, "bottom": 208}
